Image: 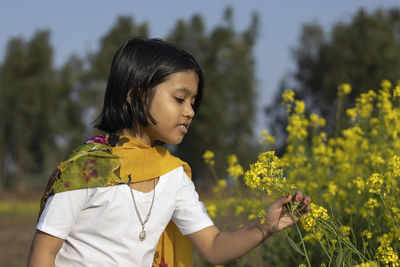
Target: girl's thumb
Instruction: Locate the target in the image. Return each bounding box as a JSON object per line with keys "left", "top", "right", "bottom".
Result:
{"left": 279, "top": 194, "right": 293, "bottom": 205}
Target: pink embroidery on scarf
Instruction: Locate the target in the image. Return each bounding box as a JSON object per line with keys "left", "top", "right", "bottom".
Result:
{"left": 84, "top": 135, "right": 108, "bottom": 145}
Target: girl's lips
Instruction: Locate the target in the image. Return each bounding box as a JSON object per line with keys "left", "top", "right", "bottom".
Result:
{"left": 177, "top": 124, "right": 188, "bottom": 134}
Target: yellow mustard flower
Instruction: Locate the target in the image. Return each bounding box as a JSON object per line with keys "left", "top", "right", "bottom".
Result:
{"left": 203, "top": 150, "right": 215, "bottom": 166}
{"left": 354, "top": 261, "right": 379, "bottom": 267}
{"left": 227, "top": 154, "right": 238, "bottom": 165}
{"left": 248, "top": 214, "right": 256, "bottom": 220}
{"left": 259, "top": 129, "right": 275, "bottom": 145}
{"left": 393, "top": 84, "right": 400, "bottom": 99}
{"left": 235, "top": 206, "right": 244, "bottom": 216}
{"left": 300, "top": 203, "right": 329, "bottom": 232}
{"left": 381, "top": 79, "right": 392, "bottom": 91}
{"left": 375, "top": 233, "right": 399, "bottom": 266}
{"left": 340, "top": 225, "right": 351, "bottom": 236}
{"left": 282, "top": 89, "right": 295, "bottom": 103}
{"left": 362, "top": 230, "right": 373, "bottom": 240}
{"left": 213, "top": 179, "right": 227, "bottom": 193}
{"left": 346, "top": 107, "right": 358, "bottom": 122}
{"left": 295, "top": 100, "right": 305, "bottom": 114}
{"left": 376, "top": 245, "right": 399, "bottom": 266}
{"left": 310, "top": 113, "right": 326, "bottom": 127}
{"left": 206, "top": 203, "right": 217, "bottom": 218}
{"left": 227, "top": 164, "right": 244, "bottom": 180}
{"left": 367, "top": 173, "right": 383, "bottom": 194}
{"left": 389, "top": 155, "right": 400, "bottom": 177}
{"left": 338, "top": 83, "right": 352, "bottom": 96}
{"left": 227, "top": 154, "right": 244, "bottom": 180}
{"left": 364, "top": 198, "right": 380, "bottom": 209}
{"left": 257, "top": 209, "right": 267, "bottom": 224}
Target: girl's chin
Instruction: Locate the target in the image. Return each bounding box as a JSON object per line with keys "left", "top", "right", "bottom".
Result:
{"left": 166, "top": 137, "right": 184, "bottom": 145}
{"left": 153, "top": 137, "right": 183, "bottom": 146}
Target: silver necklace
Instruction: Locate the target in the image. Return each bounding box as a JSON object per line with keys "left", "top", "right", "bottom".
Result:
{"left": 128, "top": 179, "right": 156, "bottom": 241}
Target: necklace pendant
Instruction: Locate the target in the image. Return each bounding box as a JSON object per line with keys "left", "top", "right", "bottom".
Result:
{"left": 139, "top": 230, "right": 146, "bottom": 241}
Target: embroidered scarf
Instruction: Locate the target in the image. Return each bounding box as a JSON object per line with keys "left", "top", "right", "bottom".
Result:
{"left": 39, "top": 134, "right": 192, "bottom": 267}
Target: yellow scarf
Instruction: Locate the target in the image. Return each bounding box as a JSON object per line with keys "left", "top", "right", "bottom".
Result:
{"left": 40, "top": 134, "right": 192, "bottom": 267}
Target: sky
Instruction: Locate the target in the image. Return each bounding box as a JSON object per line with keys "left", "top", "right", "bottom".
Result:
{"left": 1, "top": 0, "right": 399, "bottom": 134}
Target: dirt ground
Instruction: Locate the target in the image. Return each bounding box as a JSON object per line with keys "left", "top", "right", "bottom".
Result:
{"left": 0, "top": 190, "right": 40, "bottom": 267}
{"left": 0, "top": 215, "right": 37, "bottom": 267}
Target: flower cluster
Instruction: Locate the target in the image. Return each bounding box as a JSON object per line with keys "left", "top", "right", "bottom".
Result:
{"left": 202, "top": 150, "right": 215, "bottom": 166}
{"left": 300, "top": 203, "right": 329, "bottom": 232}
{"left": 367, "top": 173, "right": 383, "bottom": 194}
{"left": 244, "top": 151, "right": 295, "bottom": 196}
{"left": 201, "top": 80, "right": 400, "bottom": 266}
{"left": 376, "top": 233, "right": 399, "bottom": 266}
{"left": 259, "top": 129, "right": 275, "bottom": 145}
{"left": 338, "top": 83, "right": 352, "bottom": 96}
{"left": 227, "top": 154, "right": 244, "bottom": 181}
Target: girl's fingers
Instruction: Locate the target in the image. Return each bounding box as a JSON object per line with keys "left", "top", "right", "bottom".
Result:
{"left": 299, "top": 196, "right": 311, "bottom": 213}
{"left": 291, "top": 192, "right": 311, "bottom": 214}
{"left": 303, "top": 196, "right": 311, "bottom": 206}
{"left": 292, "top": 191, "right": 311, "bottom": 205}
{"left": 293, "top": 191, "right": 303, "bottom": 203}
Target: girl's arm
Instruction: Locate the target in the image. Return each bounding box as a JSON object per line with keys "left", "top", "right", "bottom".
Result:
{"left": 187, "top": 193, "right": 309, "bottom": 265}
{"left": 27, "top": 230, "right": 64, "bottom": 267}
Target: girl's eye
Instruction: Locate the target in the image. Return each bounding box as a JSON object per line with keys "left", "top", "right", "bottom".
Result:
{"left": 175, "top": 97, "right": 184, "bottom": 103}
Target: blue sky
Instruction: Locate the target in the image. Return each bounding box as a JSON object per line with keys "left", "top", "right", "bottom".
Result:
{"left": 1, "top": 0, "right": 399, "bottom": 133}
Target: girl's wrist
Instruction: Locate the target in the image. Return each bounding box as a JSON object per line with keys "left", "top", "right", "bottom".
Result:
{"left": 254, "top": 217, "right": 275, "bottom": 242}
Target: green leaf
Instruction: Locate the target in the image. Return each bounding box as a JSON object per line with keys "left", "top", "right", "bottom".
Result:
{"left": 336, "top": 249, "right": 343, "bottom": 267}
{"left": 286, "top": 233, "right": 305, "bottom": 257}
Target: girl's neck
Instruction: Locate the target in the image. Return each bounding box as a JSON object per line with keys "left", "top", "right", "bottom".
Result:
{"left": 120, "top": 128, "right": 154, "bottom": 147}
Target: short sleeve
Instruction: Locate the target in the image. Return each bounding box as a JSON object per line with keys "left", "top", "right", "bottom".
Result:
{"left": 172, "top": 168, "right": 214, "bottom": 235}
{"left": 37, "top": 189, "right": 90, "bottom": 239}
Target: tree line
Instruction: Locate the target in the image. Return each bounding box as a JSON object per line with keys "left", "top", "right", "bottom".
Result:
{"left": 267, "top": 8, "right": 400, "bottom": 150}
{"left": 0, "top": 8, "right": 260, "bottom": 191}
{"left": 1, "top": 7, "right": 399, "bottom": 192}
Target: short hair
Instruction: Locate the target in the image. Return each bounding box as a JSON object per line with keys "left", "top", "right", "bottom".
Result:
{"left": 95, "top": 36, "right": 204, "bottom": 133}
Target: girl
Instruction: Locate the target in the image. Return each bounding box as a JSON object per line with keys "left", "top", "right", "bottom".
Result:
{"left": 27, "top": 37, "right": 310, "bottom": 267}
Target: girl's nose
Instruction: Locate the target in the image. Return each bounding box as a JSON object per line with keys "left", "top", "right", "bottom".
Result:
{"left": 184, "top": 103, "right": 195, "bottom": 118}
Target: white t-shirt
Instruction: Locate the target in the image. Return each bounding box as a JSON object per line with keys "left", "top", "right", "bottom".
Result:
{"left": 37, "top": 166, "right": 213, "bottom": 267}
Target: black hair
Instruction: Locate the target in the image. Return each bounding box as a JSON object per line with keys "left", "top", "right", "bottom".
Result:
{"left": 94, "top": 36, "right": 204, "bottom": 133}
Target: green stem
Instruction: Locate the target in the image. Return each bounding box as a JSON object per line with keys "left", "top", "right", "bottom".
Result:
{"left": 313, "top": 230, "right": 332, "bottom": 262}
{"left": 320, "top": 220, "right": 367, "bottom": 262}
{"left": 379, "top": 193, "right": 400, "bottom": 237}
{"left": 234, "top": 177, "right": 243, "bottom": 198}
{"left": 288, "top": 206, "right": 311, "bottom": 267}
{"left": 208, "top": 164, "right": 219, "bottom": 182}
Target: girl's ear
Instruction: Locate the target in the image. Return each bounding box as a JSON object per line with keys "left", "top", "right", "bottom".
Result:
{"left": 126, "top": 89, "right": 133, "bottom": 104}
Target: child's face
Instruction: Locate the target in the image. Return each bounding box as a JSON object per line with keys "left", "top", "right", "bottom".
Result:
{"left": 141, "top": 71, "right": 198, "bottom": 146}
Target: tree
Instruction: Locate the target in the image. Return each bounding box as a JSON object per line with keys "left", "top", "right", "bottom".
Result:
{"left": 0, "top": 31, "right": 86, "bottom": 191}
{"left": 266, "top": 8, "right": 400, "bottom": 148}
{"left": 0, "top": 31, "right": 56, "bottom": 190}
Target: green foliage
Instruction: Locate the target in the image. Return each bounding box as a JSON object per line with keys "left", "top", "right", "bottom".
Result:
{"left": 267, "top": 8, "right": 400, "bottom": 148}
{"left": 0, "top": 31, "right": 86, "bottom": 190}
{"left": 0, "top": 31, "right": 56, "bottom": 190}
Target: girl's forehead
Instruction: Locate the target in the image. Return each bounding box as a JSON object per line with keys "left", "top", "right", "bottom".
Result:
{"left": 161, "top": 71, "right": 199, "bottom": 94}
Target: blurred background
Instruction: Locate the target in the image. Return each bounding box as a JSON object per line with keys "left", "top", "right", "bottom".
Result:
{"left": 1, "top": 0, "right": 399, "bottom": 266}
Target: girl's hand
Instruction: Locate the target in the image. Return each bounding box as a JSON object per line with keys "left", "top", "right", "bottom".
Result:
{"left": 262, "top": 191, "right": 311, "bottom": 234}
